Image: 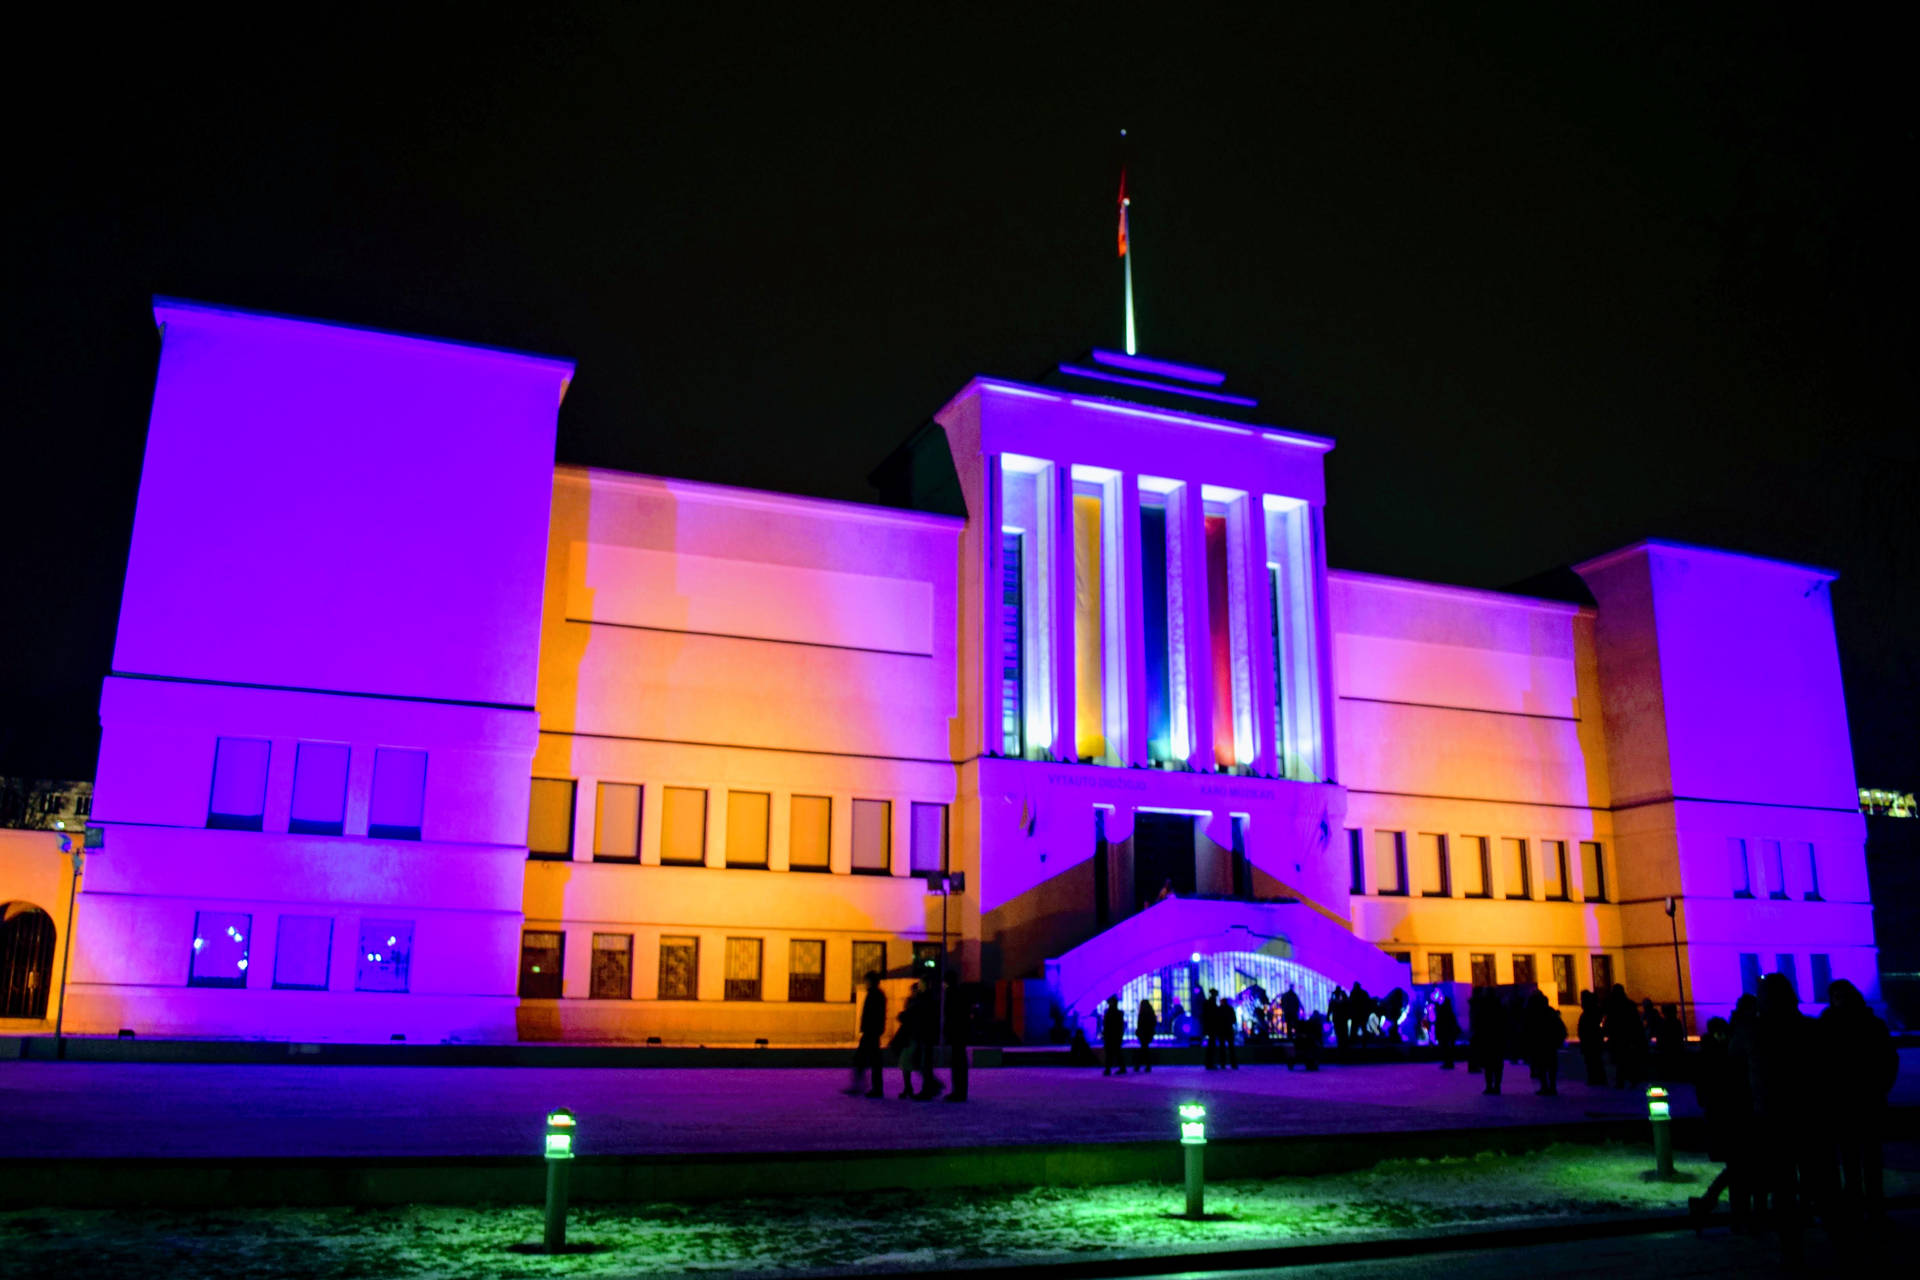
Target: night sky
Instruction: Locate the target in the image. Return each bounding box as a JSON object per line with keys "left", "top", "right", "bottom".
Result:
{"left": 5, "top": 6, "right": 1913, "bottom": 787}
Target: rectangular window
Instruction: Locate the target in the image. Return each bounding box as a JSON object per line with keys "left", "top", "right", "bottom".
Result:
{"left": 1580, "top": 841, "right": 1607, "bottom": 902}
{"left": 1427, "top": 952, "right": 1455, "bottom": 984}
{"left": 851, "top": 940, "right": 887, "bottom": 998}
{"left": 590, "top": 933, "right": 632, "bottom": 1000}
{"left": 519, "top": 930, "right": 564, "bottom": 999}
{"left": 207, "top": 737, "right": 270, "bottom": 831}
{"left": 1140, "top": 502, "right": 1175, "bottom": 765}
{"left": 1469, "top": 953, "right": 1496, "bottom": 988}
{"left": 1762, "top": 839, "right": 1787, "bottom": 899}
{"left": 725, "top": 791, "right": 771, "bottom": 868}
{"left": 1000, "top": 530, "right": 1026, "bottom": 757}
{"left": 1796, "top": 842, "right": 1820, "bottom": 900}
{"left": 1728, "top": 837, "right": 1753, "bottom": 897}
{"left": 788, "top": 939, "right": 826, "bottom": 1002}
{"left": 658, "top": 936, "right": 698, "bottom": 1000}
{"left": 528, "top": 778, "right": 576, "bottom": 860}
{"left": 1347, "top": 828, "right": 1365, "bottom": 894}
{"left": 1774, "top": 953, "right": 1797, "bottom": 995}
{"left": 188, "top": 910, "right": 251, "bottom": 988}
{"left": 852, "top": 799, "right": 891, "bottom": 874}
{"left": 1739, "top": 953, "right": 1762, "bottom": 997}
{"left": 593, "top": 783, "right": 642, "bottom": 862}
{"left": 724, "top": 937, "right": 762, "bottom": 1001}
{"left": 1458, "top": 836, "right": 1491, "bottom": 898}
{"left": 356, "top": 919, "right": 413, "bottom": 993}
{"left": 288, "top": 743, "right": 349, "bottom": 836}
{"left": 913, "top": 941, "right": 944, "bottom": 974}
{"left": 909, "top": 802, "right": 948, "bottom": 876}
{"left": 1590, "top": 953, "right": 1615, "bottom": 995}
{"left": 272, "top": 915, "right": 332, "bottom": 990}
{"left": 660, "top": 787, "right": 708, "bottom": 865}
{"left": 1265, "top": 497, "right": 1323, "bottom": 783}
{"left": 1551, "top": 954, "right": 1577, "bottom": 1006}
{"left": 1370, "top": 830, "right": 1406, "bottom": 896}
{"left": 1542, "top": 840, "right": 1570, "bottom": 900}
{"left": 1501, "top": 838, "right": 1531, "bottom": 899}
{"left": 1511, "top": 953, "right": 1536, "bottom": 987}
{"left": 1073, "top": 487, "right": 1108, "bottom": 762}
{"left": 1810, "top": 953, "right": 1833, "bottom": 1002}
{"left": 1204, "top": 512, "right": 1237, "bottom": 769}
{"left": 789, "top": 795, "right": 831, "bottom": 871}
{"left": 369, "top": 748, "right": 426, "bottom": 841}
{"left": 1416, "top": 833, "right": 1449, "bottom": 896}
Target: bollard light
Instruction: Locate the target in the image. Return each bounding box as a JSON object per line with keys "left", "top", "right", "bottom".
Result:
{"left": 1178, "top": 1102, "right": 1207, "bottom": 1219}
{"left": 1645, "top": 1085, "right": 1673, "bottom": 1179}
{"left": 1645, "top": 1086, "right": 1670, "bottom": 1121}
{"left": 543, "top": 1107, "right": 575, "bottom": 1251}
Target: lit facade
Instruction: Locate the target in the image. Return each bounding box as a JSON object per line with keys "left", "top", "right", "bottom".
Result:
{"left": 1, "top": 301, "right": 1877, "bottom": 1043}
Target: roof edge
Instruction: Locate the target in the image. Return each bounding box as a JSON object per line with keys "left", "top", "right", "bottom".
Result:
{"left": 553, "top": 464, "right": 966, "bottom": 531}
{"left": 1327, "top": 567, "right": 1592, "bottom": 615}
{"left": 1573, "top": 538, "right": 1838, "bottom": 583}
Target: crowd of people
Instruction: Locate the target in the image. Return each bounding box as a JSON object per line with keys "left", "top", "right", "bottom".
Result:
{"left": 848, "top": 968, "right": 976, "bottom": 1101}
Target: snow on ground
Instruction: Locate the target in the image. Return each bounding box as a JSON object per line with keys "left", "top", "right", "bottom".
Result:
{"left": 10, "top": 1142, "right": 1900, "bottom": 1279}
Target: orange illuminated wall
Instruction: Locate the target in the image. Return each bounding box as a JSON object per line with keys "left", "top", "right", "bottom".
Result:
{"left": 1073, "top": 492, "right": 1105, "bottom": 761}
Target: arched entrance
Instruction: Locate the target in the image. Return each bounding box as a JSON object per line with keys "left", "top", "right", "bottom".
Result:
{"left": 1118, "top": 950, "right": 1335, "bottom": 1041}
{"left": 1, "top": 903, "right": 56, "bottom": 1019}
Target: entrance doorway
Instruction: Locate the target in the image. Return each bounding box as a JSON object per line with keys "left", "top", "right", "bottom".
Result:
{"left": 1132, "top": 812, "right": 1198, "bottom": 911}
{"left": 1, "top": 903, "right": 56, "bottom": 1019}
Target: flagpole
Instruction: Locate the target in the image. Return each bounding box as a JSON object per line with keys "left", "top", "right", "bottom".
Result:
{"left": 1119, "top": 128, "right": 1136, "bottom": 355}
{"left": 1124, "top": 245, "right": 1136, "bottom": 355}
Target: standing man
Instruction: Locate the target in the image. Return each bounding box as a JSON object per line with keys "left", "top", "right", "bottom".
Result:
{"left": 1280, "top": 987, "right": 1301, "bottom": 1041}
{"left": 851, "top": 970, "right": 886, "bottom": 1098}
{"left": 1134, "top": 997, "right": 1158, "bottom": 1073}
{"left": 943, "top": 972, "right": 972, "bottom": 1102}
{"left": 1101, "top": 995, "right": 1128, "bottom": 1076}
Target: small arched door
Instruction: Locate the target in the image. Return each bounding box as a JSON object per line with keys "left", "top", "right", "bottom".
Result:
{"left": 1, "top": 903, "right": 57, "bottom": 1019}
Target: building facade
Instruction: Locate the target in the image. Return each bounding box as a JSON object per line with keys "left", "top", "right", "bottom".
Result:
{"left": 4, "top": 300, "right": 1877, "bottom": 1043}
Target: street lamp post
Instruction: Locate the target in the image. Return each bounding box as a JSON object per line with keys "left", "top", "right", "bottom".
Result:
{"left": 1664, "top": 896, "right": 1687, "bottom": 1032}
{"left": 51, "top": 833, "right": 89, "bottom": 1060}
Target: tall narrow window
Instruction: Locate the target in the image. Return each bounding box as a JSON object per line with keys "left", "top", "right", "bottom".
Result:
{"left": 1810, "top": 954, "right": 1833, "bottom": 1002}
{"left": 1428, "top": 953, "right": 1455, "bottom": 984}
{"left": 1761, "top": 840, "right": 1787, "bottom": 899}
{"left": 999, "top": 530, "right": 1025, "bottom": 757}
{"left": 660, "top": 787, "right": 708, "bottom": 865}
{"left": 1204, "top": 512, "right": 1236, "bottom": 768}
{"left": 1370, "top": 831, "right": 1406, "bottom": 896}
{"left": 999, "top": 457, "right": 1054, "bottom": 758}
{"left": 1590, "top": 954, "right": 1614, "bottom": 994}
{"left": 289, "top": 743, "right": 349, "bottom": 836}
{"left": 1266, "top": 497, "right": 1323, "bottom": 782}
{"left": 189, "top": 911, "right": 251, "bottom": 988}
{"left": 1501, "top": 837, "right": 1531, "bottom": 899}
{"left": 1470, "top": 953, "right": 1496, "bottom": 988}
{"left": 1461, "top": 836, "right": 1492, "bottom": 898}
{"left": 1551, "top": 955, "right": 1577, "bottom": 1005}
{"left": 788, "top": 939, "right": 826, "bottom": 1002}
{"left": 1511, "top": 953, "right": 1536, "bottom": 986}
{"left": 851, "top": 799, "right": 891, "bottom": 874}
{"left": 1774, "top": 953, "right": 1797, "bottom": 995}
{"left": 273, "top": 915, "right": 332, "bottom": 990}
{"left": 594, "top": 783, "right": 642, "bottom": 862}
{"left": 658, "top": 936, "right": 698, "bottom": 1000}
{"left": 1796, "top": 842, "right": 1820, "bottom": 900}
{"left": 519, "top": 930, "right": 563, "bottom": 999}
{"left": 590, "top": 933, "right": 632, "bottom": 999}
{"left": 789, "top": 795, "right": 831, "bottom": 872}
{"left": 1416, "top": 833, "right": 1449, "bottom": 897}
{"left": 725, "top": 791, "right": 770, "bottom": 868}
{"left": 369, "top": 748, "right": 426, "bottom": 841}
{"left": 1738, "top": 953, "right": 1762, "bottom": 997}
{"left": 1580, "top": 841, "right": 1608, "bottom": 902}
{"left": 909, "top": 802, "right": 948, "bottom": 876}
{"left": 851, "top": 940, "right": 887, "bottom": 998}
{"left": 356, "top": 920, "right": 412, "bottom": 993}
{"left": 1728, "top": 838, "right": 1753, "bottom": 898}
{"left": 1140, "top": 500, "right": 1175, "bottom": 764}
{"left": 207, "top": 737, "right": 270, "bottom": 831}
{"left": 528, "top": 779, "right": 576, "bottom": 860}
{"left": 724, "top": 937, "right": 763, "bottom": 1001}
{"left": 1347, "top": 828, "right": 1365, "bottom": 894}
{"left": 1072, "top": 486, "right": 1107, "bottom": 762}
{"left": 1542, "top": 840, "right": 1570, "bottom": 901}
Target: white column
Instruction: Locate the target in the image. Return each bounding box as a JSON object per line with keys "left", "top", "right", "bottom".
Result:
{"left": 1120, "top": 473, "right": 1149, "bottom": 767}
{"left": 1177, "top": 481, "right": 1214, "bottom": 771}
{"left": 1243, "top": 501, "right": 1278, "bottom": 778}
{"left": 1049, "top": 461, "right": 1077, "bottom": 762}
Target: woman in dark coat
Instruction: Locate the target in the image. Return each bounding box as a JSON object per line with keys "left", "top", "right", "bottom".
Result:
{"left": 1524, "top": 990, "right": 1567, "bottom": 1095}
{"left": 1577, "top": 990, "right": 1606, "bottom": 1085}
{"left": 1689, "top": 1015, "right": 1752, "bottom": 1225}
{"left": 1133, "top": 998, "right": 1158, "bottom": 1073}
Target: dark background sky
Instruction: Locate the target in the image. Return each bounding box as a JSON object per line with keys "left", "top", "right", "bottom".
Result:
{"left": 4, "top": 4, "right": 1913, "bottom": 786}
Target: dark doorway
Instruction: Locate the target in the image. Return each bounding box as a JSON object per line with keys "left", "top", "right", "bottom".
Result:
{"left": 1133, "top": 812, "right": 1197, "bottom": 913}
{"left": 2, "top": 904, "right": 56, "bottom": 1019}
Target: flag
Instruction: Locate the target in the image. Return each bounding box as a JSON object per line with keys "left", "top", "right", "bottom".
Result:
{"left": 1117, "top": 167, "right": 1130, "bottom": 257}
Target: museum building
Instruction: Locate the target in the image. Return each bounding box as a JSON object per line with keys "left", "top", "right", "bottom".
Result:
{"left": 2, "top": 298, "right": 1878, "bottom": 1044}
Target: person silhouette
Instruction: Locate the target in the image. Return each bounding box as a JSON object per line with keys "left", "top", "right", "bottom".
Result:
{"left": 850, "top": 970, "right": 886, "bottom": 1098}
{"left": 943, "top": 971, "right": 972, "bottom": 1102}
{"left": 1134, "top": 998, "right": 1158, "bottom": 1073}
{"left": 1101, "top": 995, "right": 1127, "bottom": 1076}
{"left": 1280, "top": 986, "right": 1301, "bottom": 1040}
{"left": 1819, "top": 978, "right": 1897, "bottom": 1227}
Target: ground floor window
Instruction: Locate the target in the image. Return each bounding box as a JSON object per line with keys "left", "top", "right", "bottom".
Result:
{"left": 1427, "top": 952, "right": 1454, "bottom": 984}
{"left": 1551, "top": 954, "right": 1577, "bottom": 1005}
{"left": 1810, "top": 953, "right": 1833, "bottom": 1002}
{"left": 788, "top": 939, "right": 825, "bottom": 1002}
{"left": 273, "top": 915, "right": 332, "bottom": 990}
{"left": 591, "top": 933, "right": 632, "bottom": 999}
{"left": 1739, "top": 953, "right": 1762, "bottom": 997}
{"left": 0, "top": 905, "right": 55, "bottom": 1018}
{"left": 912, "top": 941, "right": 944, "bottom": 975}
{"left": 356, "top": 919, "right": 413, "bottom": 993}
{"left": 520, "top": 930, "right": 563, "bottom": 999}
{"left": 724, "top": 937, "right": 762, "bottom": 1001}
{"left": 659, "top": 936, "right": 698, "bottom": 1000}
{"left": 1511, "top": 953, "right": 1536, "bottom": 986}
{"left": 851, "top": 940, "right": 886, "bottom": 998}
{"left": 189, "top": 911, "right": 251, "bottom": 988}
{"left": 1589, "top": 953, "right": 1614, "bottom": 994}
{"left": 1469, "top": 953, "right": 1495, "bottom": 988}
